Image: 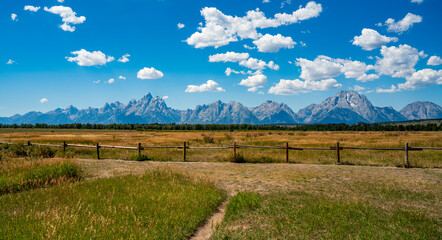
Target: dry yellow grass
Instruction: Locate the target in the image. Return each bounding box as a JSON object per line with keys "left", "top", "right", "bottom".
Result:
{"left": 1, "top": 129, "right": 441, "bottom": 167}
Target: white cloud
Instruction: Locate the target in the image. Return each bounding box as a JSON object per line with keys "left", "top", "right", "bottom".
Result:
{"left": 57, "top": 0, "right": 65, "bottom": 2}
{"left": 6, "top": 59, "right": 15, "bottom": 64}
{"left": 239, "top": 74, "right": 267, "bottom": 92}
{"left": 411, "top": 0, "right": 423, "bottom": 3}
{"left": 185, "top": 80, "right": 225, "bottom": 93}
{"left": 374, "top": 44, "right": 425, "bottom": 78}
{"left": 107, "top": 78, "right": 115, "bottom": 84}
{"left": 281, "top": 0, "right": 292, "bottom": 8}
{"left": 137, "top": 67, "right": 164, "bottom": 79}
{"left": 44, "top": 6, "right": 86, "bottom": 32}
{"left": 296, "top": 56, "right": 342, "bottom": 81}
{"left": 253, "top": 33, "right": 296, "bottom": 52}
{"left": 352, "top": 28, "right": 398, "bottom": 51}
{"left": 225, "top": 68, "right": 249, "bottom": 76}
{"left": 66, "top": 49, "right": 114, "bottom": 66}
{"left": 296, "top": 55, "right": 375, "bottom": 81}
{"left": 163, "top": 96, "right": 169, "bottom": 99}
{"left": 399, "top": 69, "right": 442, "bottom": 90}
{"left": 177, "top": 23, "right": 185, "bottom": 29}
{"left": 384, "top": 13, "right": 422, "bottom": 34}
{"left": 239, "top": 57, "right": 279, "bottom": 70}
{"left": 353, "top": 85, "right": 365, "bottom": 92}
{"left": 24, "top": 6, "right": 40, "bottom": 12}
{"left": 427, "top": 56, "right": 442, "bottom": 66}
{"left": 40, "top": 98, "right": 48, "bottom": 103}
{"left": 376, "top": 85, "right": 398, "bottom": 93}
{"left": 118, "top": 54, "right": 130, "bottom": 63}
{"left": 186, "top": 2, "right": 322, "bottom": 48}
{"left": 243, "top": 44, "right": 256, "bottom": 50}
{"left": 93, "top": 80, "right": 101, "bottom": 84}
{"left": 119, "top": 76, "right": 126, "bottom": 80}
{"left": 268, "top": 78, "right": 341, "bottom": 95}
{"left": 263, "top": 0, "right": 270, "bottom": 2}
{"left": 209, "top": 52, "right": 249, "bottom": 62}
{"left": 11, "top": 14, "right": 18, "bottom": 21}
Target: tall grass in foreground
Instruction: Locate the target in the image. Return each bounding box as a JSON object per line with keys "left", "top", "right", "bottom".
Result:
{"left": 0, "top": 158, "right": 81, "bottom": 194}
{"left": 212, "top": 191, "right": 440, "bottom": 240}
{"left": 1, "top": 169, "right": 226, "bottom": 239}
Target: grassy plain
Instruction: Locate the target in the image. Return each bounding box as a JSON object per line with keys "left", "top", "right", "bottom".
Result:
{"left": 0, "top": 168, "right": 225, "bottom": 239}
{"left": 0, "top": 129, "right": 441, "bottom": 167}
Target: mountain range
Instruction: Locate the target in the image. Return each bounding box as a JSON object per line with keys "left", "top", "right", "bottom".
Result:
{"left": 1, "top": 91, "right": 441, "bottom": 125}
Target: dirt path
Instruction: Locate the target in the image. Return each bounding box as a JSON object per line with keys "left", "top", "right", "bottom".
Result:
{"left": 191, "top": 199, "right": 230, "bottom": 240}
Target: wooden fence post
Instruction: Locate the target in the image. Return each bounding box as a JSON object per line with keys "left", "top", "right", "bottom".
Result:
{"left": 138, "top": 143, "right": 142, "bottom": 156}
{"left": 233, "top": 142, "right": 237, "bottom": 162}
{"left": 286, "top": 142, "right": 289, "bottom": 163}
{"left": 96, "top": 143, "right": 100, "bottom": 160}
{"left": 27, "top": 141, "right": 31, "bottom": 146}
{"left": 63, "top": 141, "right": 66, "bottom": 157}
{"left": 183, "top": 141, "right": 187, "bottom": 162}
{"left": 405, "top": 142, "right": 409, "bottom": 168}
{"left": 336, "top": 142, "right": 340, "bottom": 164}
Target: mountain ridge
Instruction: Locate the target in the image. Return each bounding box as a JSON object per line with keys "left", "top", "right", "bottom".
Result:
{"left": 1, "top": 91, "right": 441, "bottom": 125}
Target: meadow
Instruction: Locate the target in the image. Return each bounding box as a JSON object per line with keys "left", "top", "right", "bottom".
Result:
{"left": 0, "top": 129, "right": 441, "bottom": 239}
{"left": 0, "top": 129, "right": 441, "bottom": 167}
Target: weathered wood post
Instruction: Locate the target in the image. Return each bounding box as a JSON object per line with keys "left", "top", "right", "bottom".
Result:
{"left": 96, "top": 143, "right": 100, "bottom": 160}
{"left": 63, "top": 141, "right": 66, "bottom": 157}
{"left": 233, "top": 141, "right": 237, "bottom": 162}
{"left": 405, "top": 142, "right": 409, "bottom": 168}
{"left": 138, "top": 143, "right": 142, "bottom": 157}
{"left": 336, "top": 142, "right": 341, "bottom": 164}
{"left": 27, "top": 141, "right": 31, "bottom": 146}
{"left": 286, "top": 142, "right": 289, "bottom": 163}
{"left": 183, "top": 141, "right": 187, "bottom": 162}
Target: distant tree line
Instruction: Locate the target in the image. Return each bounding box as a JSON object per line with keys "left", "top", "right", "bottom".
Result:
{"left": 0, "top": 122, "right": 440, "bottom": 131}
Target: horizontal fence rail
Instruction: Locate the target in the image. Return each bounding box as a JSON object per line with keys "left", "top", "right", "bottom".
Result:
{"left": 0, "top": 140, "right": 441, "bottom": 168}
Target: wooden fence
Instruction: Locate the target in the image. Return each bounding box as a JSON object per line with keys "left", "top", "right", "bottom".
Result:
{"left": 1, "top": 141, "right": 441, "bottom": 168}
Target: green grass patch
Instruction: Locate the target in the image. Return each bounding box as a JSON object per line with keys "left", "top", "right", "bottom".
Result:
{"left": 1, "top": 169, "right": 225, "bottom": 239}
{"left": 213, "top": 191, "right": 440, "bottom": 239}
{"left": 0, "top": 159, "right": 81, "bottom": 194}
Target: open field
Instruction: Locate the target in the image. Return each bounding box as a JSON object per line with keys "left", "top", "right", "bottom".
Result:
{"left": 1, "top": 129, "right": 441, "bottom": 167}
{"left": 0, "top": 168, "right": 225, "bottom": 239}
{"left": 78, "top": 159, "right": 442, "bottom": 239}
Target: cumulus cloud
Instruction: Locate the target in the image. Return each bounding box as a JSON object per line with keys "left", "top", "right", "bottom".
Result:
{"left": 44, "top": 6, "right": 86, "bottom": 32}
{"left": 384, "top": 13, "right": 422, "bottom": 34}
{"left": 66, "top": 49, "right": 114, "bottom": 66}
{"left": 118, "top": 54, "right": 130, "bottom": 63}
{"left": 163, "top": 96, "right": 169, "bottom": 99}
{"left": 209, "top": 52, "right": 250, "bottom": 62}
{"left": 239, "top": 74, "right": 267, "bottom": 92}
{"left": 185, "top": 1, "right": 322, "bottom": 48}
{"left": 353, "top": 85, "right": 365, "bottom": 92}
{"left": 376, "top": 85, "right": 398, "bottom": 93}
{"left": 411, "top": 0, "right": 423, "bottom": 3}
{"left": 239, "top": 57, "right": 279, "bottom": 70}
{"left": 137, "top": 67, "right": 164, "bottom": 79}
{"left": 185, "top": 80, "right": 225, "bottom": 93}
{"left": 374, "top": 44, "right": 425, "bottom": 78}
{"left": 225, "top": 68, "right": 251, "bottom": 76}
{"left": 427, "top": 56, "right": 442, "bottom": 66}
{"left": 253, "top": 33, "right": 296, "bottom": 52}
{"left": 93, "top": 80, "right": 101, "bottom": 84}
{"left": 263, "top": 0, "right": 270, "bottom": 2}
{"left": 177, "top": 23, "right": 185, "bottom": 29}
{"left": 119, "top": 76, "right": 126, "bottom": 80}
{"left": 6, "top": 59, "right": 16, "bottom": 64}
{"left": 352, "top": 28, "right": 398, "bottom": 51}
{"left": 295, "top": 55, "right": 377, "bottom": 82}
{"left": 398, "top": 69, "right": 442, "bottom": 90}
{"left": 24, "top": 6, "right": 40, "bottom": 12}
{"left": 40, "top": 98, "right": 48, "bottom": 103}
{"left": 11, "top": 14, "right": 18, "bottom": 21}
{"left": 268, "top": 78, "right": 341, "bottom": 95}
{"left": 107, "top": 78, "right": 115, "bottom": 84}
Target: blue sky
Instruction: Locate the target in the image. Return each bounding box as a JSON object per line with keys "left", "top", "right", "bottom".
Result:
{"left": 1, "top": 0, "right": 441, "bottom": 117}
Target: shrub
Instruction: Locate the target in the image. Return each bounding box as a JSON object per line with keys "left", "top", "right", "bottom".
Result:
{"left": 229, "top": 153, "right": 246, "bottom": 163}
{"left": 132, "top": 154, "right": 150, "bottom": 161}
{"left": 202, "top": 135, "right": 215, "bottom": 144}
{"left": 8, "top": 144, "right": 28, "bottom": 157}
{"left": 31, "top": 146, "right": 56, "bottom": 158}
